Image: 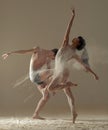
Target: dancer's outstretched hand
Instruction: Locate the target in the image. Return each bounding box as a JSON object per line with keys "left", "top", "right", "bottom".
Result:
{"left": 2, "top": 53, "right": 10, "bottom": 60}
{"left": 94, "top": 75, "right": 99, "bottom": 80}
{"left": 71, "top": 8, "right": 75, "bottom": 16}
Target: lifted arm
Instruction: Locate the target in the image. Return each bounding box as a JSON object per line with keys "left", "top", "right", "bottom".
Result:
{"left": 61, "top": 9, "right": 75, "bottom": 48}
{"left": 73, "top": 54, "right": 99, "bottom": 80}
{"left": 2, "top": 47, "right": 39, "bottom": 60}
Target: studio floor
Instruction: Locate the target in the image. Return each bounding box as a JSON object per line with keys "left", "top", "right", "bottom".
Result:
{"left": 0, "top": 116, "right": 108, "bottom": 130}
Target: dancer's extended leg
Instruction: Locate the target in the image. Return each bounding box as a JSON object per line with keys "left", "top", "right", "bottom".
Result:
{"left": 47, "top": 76, "right": 77, "bottom": 91}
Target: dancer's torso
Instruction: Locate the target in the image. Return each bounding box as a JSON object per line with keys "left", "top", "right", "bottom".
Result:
{"left": 29, "top": 47, "right": 49, "bottom": 72}
{"left": 55, "top": 45, "right": 76, "bottom": 74}
{"left": 56, "top": 45, "right": 75, "bottom": 65}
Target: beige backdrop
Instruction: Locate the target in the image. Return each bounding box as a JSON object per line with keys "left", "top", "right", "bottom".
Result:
{"left": 0, "top": 0, "right": 108, "bottom": 117}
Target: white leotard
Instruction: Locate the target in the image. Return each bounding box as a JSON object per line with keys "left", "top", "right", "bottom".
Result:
{"left": 54, "top": 46, "right": 76, "bottom": 75}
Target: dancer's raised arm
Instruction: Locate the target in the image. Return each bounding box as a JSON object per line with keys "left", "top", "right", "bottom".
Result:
{"left": 61, "top": 9, "right": 75, "bottom": 48}
{"left": 2, "top": 47, "right": 39, "bottom": 60}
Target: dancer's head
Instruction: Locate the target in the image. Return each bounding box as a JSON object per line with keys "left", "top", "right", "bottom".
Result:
{"left": 71, "top": 36, "right": 86, "bottom": 50}
{"left": 49, "top": 48, "right": 58, "bottom": 59}
{"left": 51, "top": 48, "right": 58, "bottom": 56}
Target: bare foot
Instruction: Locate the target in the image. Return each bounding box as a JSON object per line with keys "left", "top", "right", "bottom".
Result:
{"left": 67, "top": 82, "right": 77, "bottom": 87}
{"left": 72, "top": 83, "right": 78, "bottom": 86}
{"left": 73, "top": 113, "right": 78, "bottom": 124}
{"left": 32, "top": 115, "right": 45, "bottom": 120}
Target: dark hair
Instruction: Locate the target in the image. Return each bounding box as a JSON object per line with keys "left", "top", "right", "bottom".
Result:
{"left": 51, "top": 48, "right": 58, "bottom": 56}
{"left": 76, "top": 36, "right": 86, "bottom": 51}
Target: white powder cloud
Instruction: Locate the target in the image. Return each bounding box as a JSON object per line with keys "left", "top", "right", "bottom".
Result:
{"left": 89, "top": 45, "right": 108, "bottom": 66}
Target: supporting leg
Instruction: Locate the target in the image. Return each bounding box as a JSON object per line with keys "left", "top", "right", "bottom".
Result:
{"left": 32, "top": 88, "right": 50, "bottom": 119}
{"left": 64, "top": 87, "right": 78, "bottom": 123}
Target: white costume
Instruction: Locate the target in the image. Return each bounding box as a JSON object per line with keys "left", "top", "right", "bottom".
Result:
{"left": 54, "top": 46, "right": 90, "bottom": 78}
{"left": 54, "top": 46, "right": 76, "bottom": 80}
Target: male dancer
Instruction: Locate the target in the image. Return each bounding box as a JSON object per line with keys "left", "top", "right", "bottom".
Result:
{"left": 2, "top": 47, "right": 58, "bottom": 119}
{"left": 2, "top": 46, "right": 75, "bottom": 119}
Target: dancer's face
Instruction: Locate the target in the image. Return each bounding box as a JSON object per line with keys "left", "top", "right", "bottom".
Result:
{"left": 49, "top": 51, "right": 55, "bottom": 60}
{"left": 71, "top": 38, "right": 80, "bottom": 48}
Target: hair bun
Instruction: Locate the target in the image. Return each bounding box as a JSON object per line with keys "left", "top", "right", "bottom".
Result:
{"left": 76, "top": 36, "right": 86, "bottom": 51}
